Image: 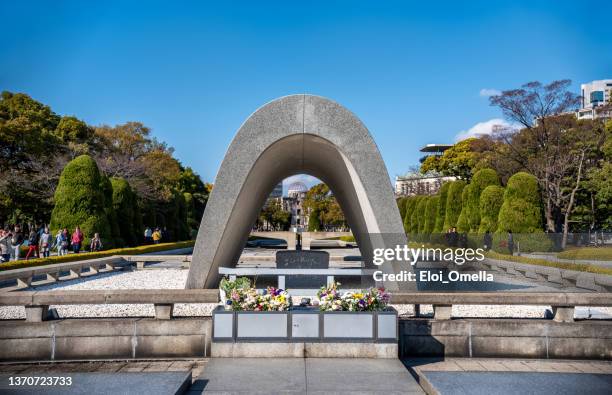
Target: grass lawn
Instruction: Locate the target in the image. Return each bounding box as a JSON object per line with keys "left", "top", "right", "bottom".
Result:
{"left": 557, "top": 246, "right": 612, "bottom": 261}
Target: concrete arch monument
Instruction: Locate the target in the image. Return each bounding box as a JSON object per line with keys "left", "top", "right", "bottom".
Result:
{"left": 187, "top": 95, "right": 408, "bottom": 289}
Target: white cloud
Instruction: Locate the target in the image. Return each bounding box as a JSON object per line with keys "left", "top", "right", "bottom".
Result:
{"left": 455, "top": 118, "right": 515, "bottom": 141}
{"left": 479, "top": 88, "right": 501, "bottom": 97}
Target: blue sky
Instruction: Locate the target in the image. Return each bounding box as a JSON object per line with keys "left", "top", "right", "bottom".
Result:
{"left": 1, "top": 1, "right": 611, "bottom": 191}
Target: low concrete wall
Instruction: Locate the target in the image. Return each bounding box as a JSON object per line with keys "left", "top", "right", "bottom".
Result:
{"left": 0, "top": 317, "right": 212, "bottom": 362}
{"left": 399, "top": 318, "right": 612, "bottom": 360}
{"left": 2, "top": 315, "right": 611, "bottom": 361}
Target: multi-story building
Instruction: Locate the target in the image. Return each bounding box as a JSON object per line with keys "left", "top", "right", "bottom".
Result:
{"left": 395, "top": 144, "right": 455, "bottom": 196}
{"left": 395, "top": 171, "right": 455, "bottom": 196}
{"left": 419, "top": 144, "right": 453, "bottom": 163}
{"left": 577, "top": 79, "right": 612, "bottom": 120}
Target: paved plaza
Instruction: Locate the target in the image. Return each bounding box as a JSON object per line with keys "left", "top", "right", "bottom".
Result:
{"left": 2, "top": 358, "right": 611, "bottom": 394}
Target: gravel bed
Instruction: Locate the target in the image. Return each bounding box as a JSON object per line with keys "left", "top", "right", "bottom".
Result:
{"left": 0, "top": 268, "right": 610, "bottom": 319}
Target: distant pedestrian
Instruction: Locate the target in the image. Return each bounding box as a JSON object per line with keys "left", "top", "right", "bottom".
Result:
{"left": 39, "top": 227, "right": 52, "bottom": 258}
{"left": 507, "top": 230, "right": 514, "bottom": 255}
{"left": 448, "top": 227, "right": 458, "bottom": 247}
{"left": 89, "top": 233, "right": 103, "bottom": 252}
{"left": 54, "top": 229, "right": 66, "bottom": 256}
{"left": 71, "top": 226, "right": 84, "bottom": 253}
{"left": 10, "top": 225, "right": 24, "bottom": 261}
{"left": 152, "top": 228, "right": 162, "bottom": 244}
{"left": 144, "top": 227, "right": 152, "bottom": 244}
{"left": 61, "top": 228, "right": 69, "bottom": 255}
{"left": 483, "top": 231, "right": 492, "bottom": 251}
{"left": 0, "top": 229, "right": 11, "bottom": 262}
{"left": 25, "top": 229, "right": 40, "bottom": 260}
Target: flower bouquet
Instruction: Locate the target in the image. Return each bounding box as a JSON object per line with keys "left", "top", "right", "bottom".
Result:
{"left": 229, "top": 286, "right": 292, "bottom": 311}
{"left": 317, "top": 281, "right": 390, "bottom": 311}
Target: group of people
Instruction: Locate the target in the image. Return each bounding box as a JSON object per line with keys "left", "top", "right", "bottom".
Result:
{"left": 143, "top": 227, "right": 164, "bottom": 244}
{"left": 0, "top": 225, "right": 104, "bottom": 262}
{"left": 444, "top": 227, "right": 514, "bottom": 254}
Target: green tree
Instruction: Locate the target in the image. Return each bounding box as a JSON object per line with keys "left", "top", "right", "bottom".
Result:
{"left": 416, "top": 197, "right": 429, "bottom": 235}
{"left": 49, "top": 155, "right": 111, "bottom": 246}
{"left": 424, "top": 196, "right": 439, "bottom": 235}
{"left": 420, "top": 138, "right": 483, "bottom": 180}
{"left": 443, "top": 180, "right": 466, "bottom": 229}
{"left": 478, "top": 185, "right": 505, "bottom": 233}
{"left": 111, "top": 177, "right": 139, "bottom": 246}
{"left": 397, "top": 197, "right": 408, "bottom": 222}
{"left": 434, "top": 182, "right": 451, "bottom": 233}
{"left": 403, "top": 197, "right": 418, "bottom": 233}
{"left": 308, "top": 209, "right": 322, "bottom": 231}
{"left": 100, "top": 176, "right": 120, "bottom": 248}
{"left": 456, "top": 187, "right": 470, "bottom": 232}
{"left": 466, "top": 168, "right": 500, "bottom": 232}
{"left": 497, "top": 172, "right": 543, "bottom": 233}
{"left": 409, "top": 197, "right": 422, "bottom": 236}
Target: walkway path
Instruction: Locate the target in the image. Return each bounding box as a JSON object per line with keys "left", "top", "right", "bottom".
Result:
{"left": 188, "top": 358, "right": 424, "bottom": 394}
{"left": 404, "top": 358, "right": 612, "bottom": 395}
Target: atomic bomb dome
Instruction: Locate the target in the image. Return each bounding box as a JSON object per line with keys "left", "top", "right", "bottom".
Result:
{"left": 287, "top": 181, "right": 308, "bottom": 197}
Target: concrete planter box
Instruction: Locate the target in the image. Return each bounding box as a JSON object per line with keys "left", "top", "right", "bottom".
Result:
{"left": 212, "top": 307, "right": 397, "bottom": 343}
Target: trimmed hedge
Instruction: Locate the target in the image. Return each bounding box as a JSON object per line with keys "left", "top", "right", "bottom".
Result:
{"left": 0, "top": 241, "right": 195, "bottom": 272}
{"left": 49, "top": 155, "right": 111, "bottom": 247}
{"left": 111, "top": 177, "right": 139, "bottom": 246}
{"left": 456, "top": 187, "right": 470, "bottom": 233}
{"left": 443, "top": 180, "right": 466, "bottom": 230}
{"left": 403, "top": 197, "right": 417, "bottom": 233}
{"left": 409, "top": 197, "right": 423, "bottom": 235}
{"left": 466, "top": 169, "right": 500, "bottom": 232}
{"left": 478, "top": 185, "right": 505, "bottom": 233}
{"left": 397, "top": 197, "right": 408, "bottom": 223}
{"left": 434, "top": 182, "right": 451, "bottom": 233}
{"left": 416, "top": 197, "right": 429, "bottom": 235}
{"left": 424, "top": 195, "right": 439, "bottom": 235}
{"left": 497, "top": 172, "right": 543, "bottom": 233}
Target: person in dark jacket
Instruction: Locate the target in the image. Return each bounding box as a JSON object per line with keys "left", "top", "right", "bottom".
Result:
{"left": 507, "top": 230, "right": 514, "bottom": 255}
{"left": 483, "top": 231, "right": 492, "bottom": 251}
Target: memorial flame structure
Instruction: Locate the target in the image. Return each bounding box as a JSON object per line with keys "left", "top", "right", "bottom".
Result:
{"left": 187, "top": 95, "right": 408, "bottom": 289}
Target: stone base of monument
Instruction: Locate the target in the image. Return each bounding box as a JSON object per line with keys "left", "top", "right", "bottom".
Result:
{"left": 211, "top": 306, "right": 398, "bottom": 358}
{"left": 211, "top": 341, "right": 398, "bottom": 358}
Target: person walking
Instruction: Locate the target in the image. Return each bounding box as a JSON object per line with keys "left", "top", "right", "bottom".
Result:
{"left": 152, "top": 228, "right": 162, "bottom": 244}
{"left": 25, "top": 229, "right": 40, "bottom": 260}
{"left": 54, "top": 229, "right": 65, "bottom": 256}
{"left": 483, "top": 230, "right": 492, "bottom": 251}
{"left": 39, "top": 227, "right": 52, "bottom": 258}
{"left": 10, "top": 225, "right": 23, "bottom": 261}
{"left": 89, "top": 233, "right": 103, "bottom": 252}
{"left": 71, "top": 226, "right": 84, "bottom": 254}
{"left": 507, "top": 230, "right": 514, "bottom": 255}
{"left": 144, "top": 227, "right": 152, "bottom": 244}
{"left": 61, "top": 228, "right": 70, "bottom": 255}
{"left": 0, "top": 229, "right": 11, "bottom": 263}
